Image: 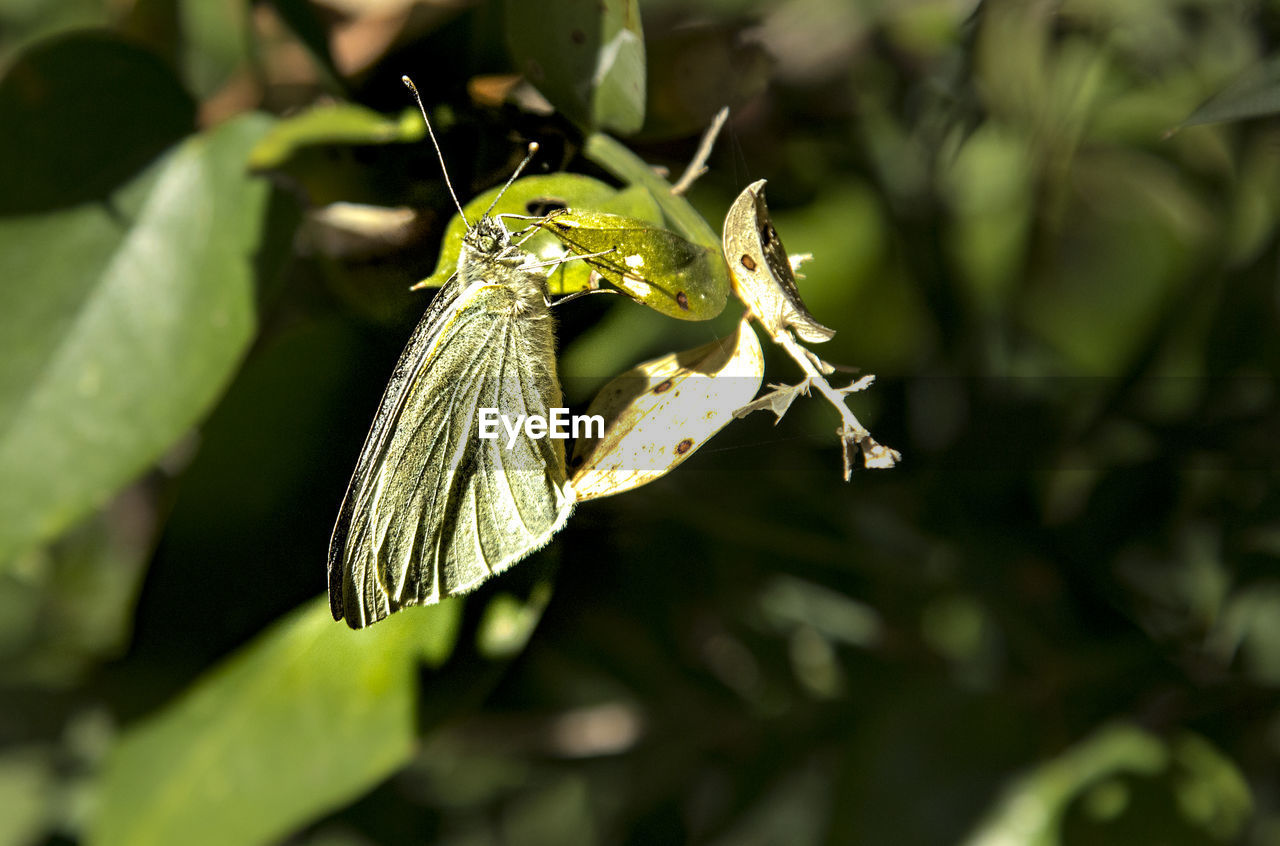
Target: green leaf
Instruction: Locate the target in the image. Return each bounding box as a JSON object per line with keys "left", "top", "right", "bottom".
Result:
{"left": 248, "top": 102, "right": 425, "bottom": 171}
{"left": 538, "top": 209, "right": 726, "bottom": 320}
{"left": 604, "top": 184, "right": 665, "bottom": 221}
{"left": 503, "top": 0, "right": 646, "bottom": 134}
{"left": 415, "top": 172, "right": 656, "bottom": 293}
{"left": 1180, "top": 54, "right": 1280, "bottom": 128}
{"left": 961, "top": 724, "right": 1252, "bottom": 846}
{"left": 0, "top": 30, "right": 196, "bottom": 213}
{"left": 0, "top": 1, "right": 112, "bottom": 68}
{"left": 0, "top": 114, "right": 273, "bottom": 563}
{"left": 475, "top": 584, "right": 554, "bottom": 660}
{"left": 90, "top": 597, "right": 462, "bottom": 846}
{"left": 0, "top": 745, "right": 53, "bottom": 846}
{"left": 0, "top": 495, "right": 153, "bottom": 686}
{"left": 178, "top": 0, "right": 251, "bottom": 98}
{"left": 583, "top": 130, "right": 724, "bottom": 256}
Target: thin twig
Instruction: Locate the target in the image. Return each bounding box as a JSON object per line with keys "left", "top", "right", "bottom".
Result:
{"left": 671, "top": 107, "right": 731, "bottom": 197}
{"left": 776, "top": 333, "right": 867, "bottom": 438}
{"left": 773, "top": 331, "right": 900, "bottom": 480}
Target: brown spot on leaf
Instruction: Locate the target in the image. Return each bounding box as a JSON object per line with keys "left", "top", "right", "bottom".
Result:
{"left": 740, "top": 254, "right": 757, "bottom": 271}
{"left": 675, "top": 438, "right": 693, "bottom": 455}
{"left": 570, "top": 29, "right": 586, "bottom": 45}
{"left": 676, "top": 291, "right": 689, "bottom": 310}
{"left": 654, "top": 379, "right": 674, "bottom": 394}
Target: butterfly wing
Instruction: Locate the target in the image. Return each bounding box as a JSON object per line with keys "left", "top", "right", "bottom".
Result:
{"left": 328, "top": 279, "right": 573, "bottom": 629}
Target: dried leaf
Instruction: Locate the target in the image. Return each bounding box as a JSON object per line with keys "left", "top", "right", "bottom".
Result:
{"left": 732, "top": 381, "right": 810, "bottom": 422}
{"left": 722, "top": 179, "right": 835, "bottom": 343}
{"left": 721, "top": 179, "right": 900, "bottom": 478}
{"left": 860, "top": 437, "right": 902, "bottom": 470}
{"left": 570, "top": 318, "right": 764, "bottom": 500}
{"left": 839, "top": 375, "right": 876, "bottom": 396}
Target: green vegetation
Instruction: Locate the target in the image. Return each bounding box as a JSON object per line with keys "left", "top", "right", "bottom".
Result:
{"left": 1, "top": 0, "right": 1278, "bottom": 843}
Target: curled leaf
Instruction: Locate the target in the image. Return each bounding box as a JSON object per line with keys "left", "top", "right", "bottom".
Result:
{"left": 723, "top": 179, "right": 835, "bottom": 343}
{"left": 722, "top": 179, "right": 900, "bottom": 478}
{"left": 570, "top": 318, "right": 764, "bottom": 500}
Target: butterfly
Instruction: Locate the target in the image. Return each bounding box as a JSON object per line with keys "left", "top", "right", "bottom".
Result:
{"left": 327, "top": 77, "right": 578, "bottom": 629}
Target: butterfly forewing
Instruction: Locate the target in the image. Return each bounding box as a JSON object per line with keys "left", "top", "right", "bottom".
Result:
{"left": 328, "top": 225, "right": 574, "bottom": 629}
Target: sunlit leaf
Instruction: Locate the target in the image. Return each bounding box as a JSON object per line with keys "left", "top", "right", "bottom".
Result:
{"left": 570, "top": 317, "right": 763, "bottom": 501}
{"left": 538, "top": 209, "right": 725, "bottom": 320}
{"left": 579, "top": 134, "right": 731, "bottom": 313}
{"left": 721, "top": 179, "right": 898, "bottom": 478}
{"left": 0, "top": 114, "right": 273, "bottom": 563}
{"left": 503, "top": 0, "right": 645, "bottom": 134}
{"left": 598, "top": 184, "right": 665, "bottom": 224}
{"left": 723, "top": 179, "right": 835, "bottom": 343}
{"left": 583, "top": 131, "right": 722, "bottom": 253}
{"left": 90, "top": 598, "right": 462, "bottom": 846}
{"left": 414, "top": 173, "right": 663, "bottom": 295}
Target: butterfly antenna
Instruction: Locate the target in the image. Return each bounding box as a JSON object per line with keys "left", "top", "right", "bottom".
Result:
{"left": 481, "top": 141, "right": 539, "bottom": 221}
{"left": 402, "top": 75, "right": 470, "bottom": 229}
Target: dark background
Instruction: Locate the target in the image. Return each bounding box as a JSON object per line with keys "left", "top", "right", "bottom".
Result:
{"left": 1, "top": 1, "right": 1278, "bottom": 844}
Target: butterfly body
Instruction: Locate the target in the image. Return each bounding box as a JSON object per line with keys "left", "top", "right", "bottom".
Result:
{"left": 328, "top": 214, "right": 574, "bottom": 629}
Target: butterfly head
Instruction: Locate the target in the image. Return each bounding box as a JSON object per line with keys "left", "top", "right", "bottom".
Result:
{"left": 466, "top": 215, "right": 511, "bottom": 256}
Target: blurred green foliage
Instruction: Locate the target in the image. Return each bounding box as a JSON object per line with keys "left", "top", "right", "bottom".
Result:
{"left": 2, "top": 0, "right": 1280, "bottom": 844}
